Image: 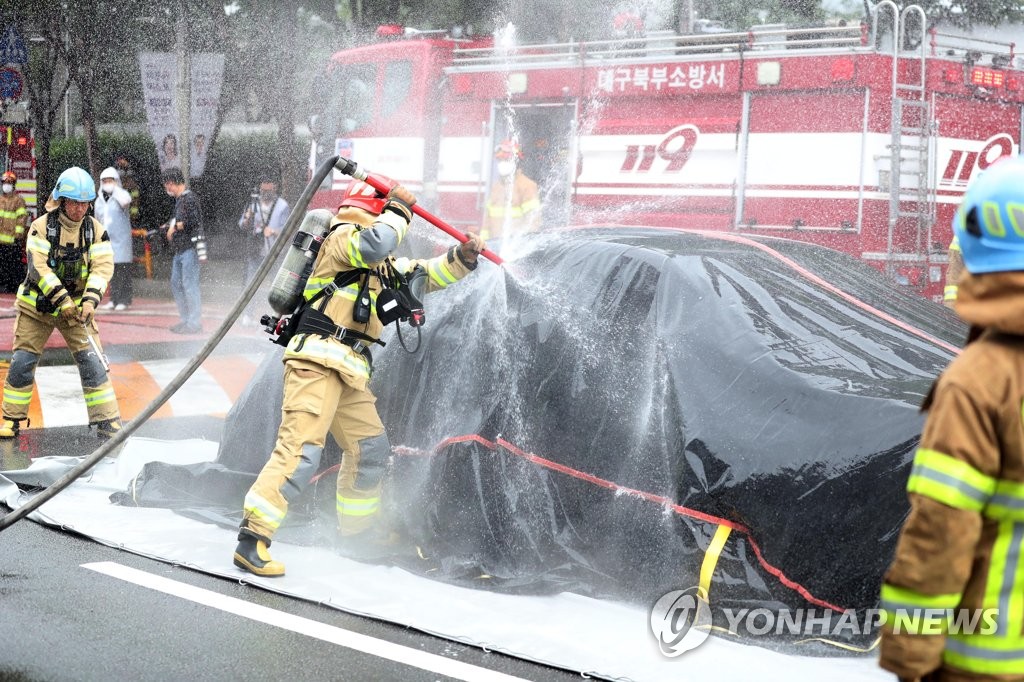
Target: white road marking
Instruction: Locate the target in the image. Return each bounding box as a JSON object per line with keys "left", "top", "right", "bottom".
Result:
{"left": 142, "top": 360, "right": 233, "bottom": 416}
{"left": 30, "top": 354, "right": 264, "bottom": 426}
{"left": 35, "top": 365, "right": 89, "bottom": 427}
{"left": 81, "top": 561, "right": 529, "bottom": 682}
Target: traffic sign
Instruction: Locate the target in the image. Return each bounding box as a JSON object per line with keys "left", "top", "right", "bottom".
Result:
{"left": 0, "top": 26, "right": 28, "bottom": 66}
{"left": 0, "top": 68, "right": 23, "bottom": 102}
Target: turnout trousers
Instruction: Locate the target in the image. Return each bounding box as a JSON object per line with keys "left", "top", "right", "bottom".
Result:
{"left": 241, "top": 357, "right": 391, "bottom": 540}
{"left": 2, "top": 310, "right": 119, "bottom": 424}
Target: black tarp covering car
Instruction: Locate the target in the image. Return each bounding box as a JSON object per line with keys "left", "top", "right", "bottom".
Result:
{"left": 121, "top": 227, "right": 965, "bottom": 647}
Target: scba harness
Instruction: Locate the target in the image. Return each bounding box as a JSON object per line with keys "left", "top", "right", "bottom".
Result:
{"left": 30, "top": 210, "right": 96, "bottom": 314}
{"left": 270, "top": 259, "right": 427, "bottom": 361}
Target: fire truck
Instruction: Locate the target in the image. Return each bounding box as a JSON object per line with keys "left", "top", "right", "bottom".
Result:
{"left": 307, "top": 2, "right": 1024, "bottom": 301}
{"left": 0, "top": 122, "right": 36, "bottom": 217}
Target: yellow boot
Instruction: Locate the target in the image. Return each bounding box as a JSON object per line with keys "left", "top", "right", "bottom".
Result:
{"left": 0, "top": 418, "right": 23, "bottom": 439}
{"left": 233, "top": 530, "right": 285, "bottom": 577}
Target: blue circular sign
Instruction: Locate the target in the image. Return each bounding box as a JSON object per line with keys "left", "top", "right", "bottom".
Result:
{"left": 0, "top": 67, "right": 23, "bottom": 102}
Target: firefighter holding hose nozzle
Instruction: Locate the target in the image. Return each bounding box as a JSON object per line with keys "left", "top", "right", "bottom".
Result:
{"left": 233, "top": 176, "right": 486, "bottom": 577}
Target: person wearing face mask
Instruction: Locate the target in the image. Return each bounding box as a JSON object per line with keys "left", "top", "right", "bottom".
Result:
{"left": 0, "top": 166, "right": 121, "bottom": 440}
{"left": 96, "top": 167, "right": 134, "bottom": 311}
{"left": 238, "top": 176, "right": 291, "bottom": 324}
{"left": 481, "top": 139, "right": 541, "bottom": 244}
{"left": 0, "top": 170, "right": 29, "bottom": 292}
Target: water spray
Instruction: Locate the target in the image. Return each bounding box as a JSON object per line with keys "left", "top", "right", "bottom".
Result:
{"left": 335, "top": 157, "right": 505, "bottom": 267}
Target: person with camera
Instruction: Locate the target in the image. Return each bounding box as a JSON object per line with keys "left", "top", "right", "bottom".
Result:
{"left": 232, "top": 177, "right": 486, "bottom": 577}
{"left": 161, "top": 167, "right": 205, "bottom": 334}
{"left": 238, "top": 177, "right": 290, "bottom": 324}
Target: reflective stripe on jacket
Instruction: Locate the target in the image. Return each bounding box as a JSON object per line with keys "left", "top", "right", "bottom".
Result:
{"left": 16, "top": 212, "right": 113, "bottom": 318}
{"left": 0, "top": 193, "right": 28, "bottom": 243}
{"left": 945, "top": 236, "right": 964, "bottom": 306}
{"left": 285, "top": 204, "right": 476, "bottom": 390}
{"left": 482, "top": 171, "right": 540, "bottom": 241}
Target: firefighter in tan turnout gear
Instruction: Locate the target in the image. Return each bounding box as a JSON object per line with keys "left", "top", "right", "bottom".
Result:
{"left": 0, "top": 170, "right": 29, "bottom": 291}
{"left": 482, "top": 139, "right": 541, "bottom": 243}
{"left": 944, "top": 235, "right": 965, "bottom": 308}
{"left": 0, "top": 167, "right": 121, "bottom": 440}
{"left": 233, "top": 178, "right": 486, "bottom": 577}
{"left": 880, "top": 155, "right": 1024, "bottom": 681}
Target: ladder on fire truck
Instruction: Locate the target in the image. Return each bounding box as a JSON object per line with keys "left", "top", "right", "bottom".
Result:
{"left": 877, "top": 2, "right": 936, "bottom": 280}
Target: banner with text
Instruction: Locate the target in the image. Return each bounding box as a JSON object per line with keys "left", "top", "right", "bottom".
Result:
{"left": 139, "top": 52, "right": 224, "bottom": 177}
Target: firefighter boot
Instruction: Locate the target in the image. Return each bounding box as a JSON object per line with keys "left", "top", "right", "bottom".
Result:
{"left": 95, "top": 418, "right": 123, "bottom": 440}
{"left": 0, "top": 418, "right": 23, "bottom": 439}
{"left": 233, "top": 529, "right": 285, "bottom": 577}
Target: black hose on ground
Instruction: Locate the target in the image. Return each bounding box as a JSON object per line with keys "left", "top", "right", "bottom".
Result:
{"left": 0, "top": 155, "right": 344, "bottom": 533}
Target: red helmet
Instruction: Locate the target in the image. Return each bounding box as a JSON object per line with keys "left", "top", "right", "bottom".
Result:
{"left": 494, "top": 140, "right": 523, "bottom": 160}
{"left": 1, "top": 171, "right": 16, "bottom": 184}
{"left": 338, "top": 175, "right": 397, "bottom": 215}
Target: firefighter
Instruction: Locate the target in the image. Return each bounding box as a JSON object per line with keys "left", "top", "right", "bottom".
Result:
{"left": 879, "top": 155, "right": 1024, "bottom": 681}
{"left": 943, "top": 235, "right": 964, "bottom": 308}
{"left": 233, "top": 178, "right": 486, "bottom": 576}
{"left": 0, "top": 167, "right": 122, "bottom": 440}
{"left": 482, "top": 139, "right": 541, "bottom": 243}
{"left": 0, "top": 170, "right": 29, "bottom": 292}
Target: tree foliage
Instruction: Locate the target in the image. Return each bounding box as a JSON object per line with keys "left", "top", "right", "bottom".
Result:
{"left": 914, "top": 0, "right": 1024, "bottom": 28}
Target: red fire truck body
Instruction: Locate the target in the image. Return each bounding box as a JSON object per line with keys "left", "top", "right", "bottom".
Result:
{"left": 309, "top": 7, "right": 1024, "bottom": 300}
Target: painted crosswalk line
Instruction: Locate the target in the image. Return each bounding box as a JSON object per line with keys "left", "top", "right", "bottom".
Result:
{"left": 4, "top": 353, "right": 267, "bottom": 427}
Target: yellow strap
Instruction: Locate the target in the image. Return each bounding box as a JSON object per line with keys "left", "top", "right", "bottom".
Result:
{"left": 699, "top": 524, "right": 732, "bottom": 599}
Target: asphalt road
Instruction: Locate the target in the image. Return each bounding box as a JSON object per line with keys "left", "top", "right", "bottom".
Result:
{"left": 0, "top": 511, "right": 583, "bottom": 682}
{"left": 0, "top": 419, "right": 584, "bottom": 682}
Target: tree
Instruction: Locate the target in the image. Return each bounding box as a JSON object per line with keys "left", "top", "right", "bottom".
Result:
{"left": 914, "top": 0, "right": 1024, "bottom": 28}
{"left": 6, "top": 3, "right": 73, "bottom": 195}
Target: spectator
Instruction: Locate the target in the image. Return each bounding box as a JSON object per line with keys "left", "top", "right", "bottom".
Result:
{"left": 96, "top": 167, "right": 134, "bottom": 310}
{"left": 238, "top": 176, "right": 290, "bottom": 324}
{"left": 161, "top": 167, "right": 204, "bottom": 334}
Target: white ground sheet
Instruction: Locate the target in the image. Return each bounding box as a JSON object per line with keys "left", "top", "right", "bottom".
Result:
{"left": 0, "top": 438, "right": 889, "bottom": 682}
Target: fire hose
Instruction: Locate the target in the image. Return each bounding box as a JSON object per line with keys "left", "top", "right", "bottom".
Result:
{"left": 0, "top": 156, "right": 502, "bottom": 532}
{"left": 0, "top": 155, "right": 347, "bottom": 533}
{"left": 336, "top": 157, "right": 505, "bottom": 266}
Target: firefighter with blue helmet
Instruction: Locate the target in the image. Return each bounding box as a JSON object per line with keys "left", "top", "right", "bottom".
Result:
{"left": 233, "top": 178, "right": 486, "bottom": 577}
{"left": 0, "top": 167, "right": 121, "bottom": 440}
{"left": 880, "top": 155, "right": 1024, "bottom": 681}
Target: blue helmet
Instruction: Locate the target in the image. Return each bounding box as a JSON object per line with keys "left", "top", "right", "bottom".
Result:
{"left": 954, "top": 155, "right": 1024, "bottom": 274}
{"left": 52, "top": 166, "right": 96, "bottom": 202}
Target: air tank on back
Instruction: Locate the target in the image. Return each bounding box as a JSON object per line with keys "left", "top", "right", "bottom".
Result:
{"left": 268, "top": 208, "right": 334, "bottom": 316}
